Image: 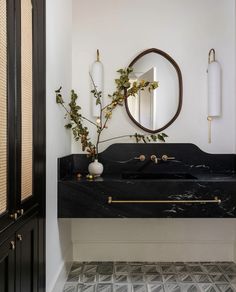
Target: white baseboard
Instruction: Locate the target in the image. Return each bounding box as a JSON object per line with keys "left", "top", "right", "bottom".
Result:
{"left": 48, "top": 244, "right": 73, "bottom": 292}
{"left": 51, "top": 260, "right": 72, "bottom": 292}
{"left": 73, "top": 240, "right": 234, "bottom": 262}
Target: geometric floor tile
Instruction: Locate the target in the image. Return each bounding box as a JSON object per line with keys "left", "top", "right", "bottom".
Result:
{"left": 192, "top": 274, "right": 212, "bottom": 283}
{"left": 148, "top": 284, "right": 164, "bottom": 292}
{"left": 82, "top": 274, "right": 97, "bottom": 283}
{"left": 63, "top": 262, "right": 236, "bottom": 292}
{"left": 230, "top": 284, "right": 236, "bottom": 290}
{"left": 162, "top": 274, "right": 178, "bottom": 283}
{"left": 178, "top": 274, "right": 194, "bottom": 283}
{"left": 180, "top": 283, "right": 200, "bottom": 292}
{"left": 160, "top": 265, "right": 176, "bottom": 274}
{"left": 98, "top": 265, "right": 114, "bottom": 275}
{"left": 144, "top": 274, "right": 162, "bottom": 283}
{"left": 63, "top": 283, "right": 78, "bottom": 292}
{"left": 82, "top": 284, "right": 96, "bottom": 292}
{"left": 187, "top": 265, "right": 205, "bottom": 274}
{"left": 198, "top": 283, "right": 219, "bottom": 292}
{"left": 83, "top": 265, "right": 98, "bottom": 274}
{"left": 114, "top": 274, "right": 129, "bottom": 283}
{"left": 164, "top": 283, "right": 181, "bottom": 292}
{"left": 209, "top": 274, "right": 228, "bottom": 283}
{"left": 219, "top": 264, "right": 236, "bottom": 274}
{"left": 216, "top": 284, "right": 235, "bottom": 292}
{"left": 97, "top": 284, "right": 113, "bottom": 292}
{"left": 175, "top": 265, "right": 189, "bottom": 273}
{"left": 132, "top": 284, "right": 147, "bottom": 292}
{"left": 130, "top": 265, "right": 143, "bottom": 274}
{"left": 77, "top": 285, "right": 83, "bottom": 292}
{"left": 225, "top": 274, "right": 236, "bottom": 284}
{"left": 202, "top": 265, "right": 221, "bottom": 274}
{"left": 67, "top": 273, "right": 80, "bottom": 282}
{"left": 143, "top": 265, "right": 159, "bottom": 274}
{"left": 115, "top": 265, "right": 129, "bottom": 275}
{"left": 114, "top": 284, "right": 131, "bottom": 292}
{"left": 98, "top": 274, "right": 113, "bottom": 283}
{"left": 130, "top": 274, "right": 145, "bottom": 283}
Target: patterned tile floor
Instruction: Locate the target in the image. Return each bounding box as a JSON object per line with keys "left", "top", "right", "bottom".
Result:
{"left": 63, "top": 262, "right": 236, "bottom": 292}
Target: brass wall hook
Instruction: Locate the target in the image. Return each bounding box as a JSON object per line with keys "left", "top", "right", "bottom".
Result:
{"left": 208, "top": 48, "right": 216, "bottom": 64}
{"left": 96, "top": 49, "right": 100, "bottom": 62}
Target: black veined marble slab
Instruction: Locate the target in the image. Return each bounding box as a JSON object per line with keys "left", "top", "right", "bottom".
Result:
{"left": 58, "top": 143, "right": 236, "bottom": 218}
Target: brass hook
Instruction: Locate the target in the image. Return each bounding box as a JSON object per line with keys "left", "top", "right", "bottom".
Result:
{"left": 208, "top": 48, "right": 216, "bottom": 64}
{"left": 97, "top": 49, "right": 100, "bottom": 62}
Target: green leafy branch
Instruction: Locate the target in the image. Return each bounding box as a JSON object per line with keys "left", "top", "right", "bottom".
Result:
{"left": 56, "top": 67, "right": 168, "bottom": 160}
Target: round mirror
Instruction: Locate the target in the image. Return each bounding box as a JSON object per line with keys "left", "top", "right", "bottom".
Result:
{"left": 125, "top": 48, "right": 183, "bottom": 133}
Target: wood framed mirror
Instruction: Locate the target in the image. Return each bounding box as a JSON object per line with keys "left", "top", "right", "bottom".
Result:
{"left": 125, "top": 48, "right": 183, "bottom": 133}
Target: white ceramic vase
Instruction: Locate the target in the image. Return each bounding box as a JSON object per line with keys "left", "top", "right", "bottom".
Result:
{"left": 88, "top": 159, "right": 104, "bottom": 176}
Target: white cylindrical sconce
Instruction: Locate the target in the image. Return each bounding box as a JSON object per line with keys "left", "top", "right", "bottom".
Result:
{"left": 207, "top": 49, "right": 222, "bottom": 143}
{"left": 91, "top": 49, "right": 104, "bottom": 118}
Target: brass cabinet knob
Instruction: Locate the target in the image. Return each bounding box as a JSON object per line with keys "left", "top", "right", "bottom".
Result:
{"left": 10, "top": 241, "right": 15, "bottom": 250}
{"left": 17, "top": 209, "right": 24, "bottom": 216}
{"left": 10, "top": 213, "right": 18, "bottom": 220}
{"left": 17, "top": 234, "right": 23, "bottom": 241}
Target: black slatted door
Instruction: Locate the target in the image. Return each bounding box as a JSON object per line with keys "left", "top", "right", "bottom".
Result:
{"left": 0, "top": 237, "right": 15, "bottom": 292}
{"left": 15, "top": 216, "right": 38, "bottom": 292}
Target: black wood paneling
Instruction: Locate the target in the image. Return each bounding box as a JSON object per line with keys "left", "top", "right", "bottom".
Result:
{"left": 0, "top": 237, "right": 15, "bottom": 292}
{"left": 0, "top": 0, "right": 46, "bottom": 291}
{"left": 15, "top": 217, "right": 38, "bottom": 292}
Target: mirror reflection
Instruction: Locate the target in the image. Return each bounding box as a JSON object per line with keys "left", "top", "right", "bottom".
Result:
{"left": 126, "top": 49, "right": 182, "bottom": 133}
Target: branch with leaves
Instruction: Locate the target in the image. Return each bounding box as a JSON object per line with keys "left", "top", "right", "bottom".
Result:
{"left": 56, "top": 68, "right": 168, "bottom": 160}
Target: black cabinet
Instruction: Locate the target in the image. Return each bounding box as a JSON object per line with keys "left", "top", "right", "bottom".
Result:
{"left": 0, "top": 236, "right": 15, "bottom": 292}
{"left": 15, "top": 216, "right": 38, "bottom": 292}
{"left": 0, "top": 215, "right": 38, "bottom": 292}
{"left": 0, "top": 0, "right": 45, "bottom": 290}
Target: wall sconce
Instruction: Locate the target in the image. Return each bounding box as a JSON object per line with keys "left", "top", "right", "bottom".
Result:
{"left": 90, "top": 49, "right": 104, "bottom": 119}
{"left": 207, "top": 49, "right": 222, "bottom": 143}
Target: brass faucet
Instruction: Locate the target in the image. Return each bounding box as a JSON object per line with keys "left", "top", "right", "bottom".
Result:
{"left": 150, "top": 155, "right": 160, "bottom": 164}
{"left": 150, "top": 154, "right": 176, "bottom": 164}
{"left": 135, "top": 154, "right": 146, "bottom": 162}
{"left": 161, "top": 154, "right": 175, "bottom": 162}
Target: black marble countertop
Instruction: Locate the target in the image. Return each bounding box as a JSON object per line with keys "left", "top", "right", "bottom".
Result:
{"left": 58, "top": 143, "right": 236, "bottom": 218}
{"left": 60, "top": 172, "right": 236, "bottom": 183}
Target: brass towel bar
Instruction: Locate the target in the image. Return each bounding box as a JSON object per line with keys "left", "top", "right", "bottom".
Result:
{"left": 107, "top": 196, "right": 221, "bottom": 204}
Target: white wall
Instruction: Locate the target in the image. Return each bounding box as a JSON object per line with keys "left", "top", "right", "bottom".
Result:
{"left": 72, "top": 0, "right": 235, "bottom": 154}
{"left": 46, "top": 1, "right": 72, "bottom": 291}
{"left": 234, "top": 0, "right": 236, "bottom": 263}
{"left": 70, "top": 0, "right": 236, "bottom": 262}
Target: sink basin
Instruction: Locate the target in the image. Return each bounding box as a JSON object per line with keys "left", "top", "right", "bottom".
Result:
{"left": 121, "top": 172, "right": 197, "bottom": 180}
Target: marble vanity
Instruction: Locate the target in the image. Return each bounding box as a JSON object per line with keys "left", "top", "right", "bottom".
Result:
{"left": 58, "top": 143, "right": 236, "bottom": 218}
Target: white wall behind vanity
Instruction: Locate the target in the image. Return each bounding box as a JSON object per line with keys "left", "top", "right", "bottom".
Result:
{"left": 68, "top": 0, "right": 236, "bottom": 263}
{"left": 71, "top": 0, "right": 235, "bottom": 154}
{"left": 46, "top": 0, "right": 73, "bottom": 291}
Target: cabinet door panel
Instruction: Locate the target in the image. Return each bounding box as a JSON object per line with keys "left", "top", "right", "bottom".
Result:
{"left": 15, "top": 217, "right": 38, "bottom": 292}
{"left": 0, "top": 0, "right": 8, "bottom": 216}
{"left": 0, "top": 237, "right": 15, "bottom": 292}
{"left": 20, "top": 0, "right": 33, "bottom": 203}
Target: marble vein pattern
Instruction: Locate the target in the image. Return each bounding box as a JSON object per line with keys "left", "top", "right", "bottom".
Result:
{"left": 63, "top": 262, "right": 236, "bottom": 292}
